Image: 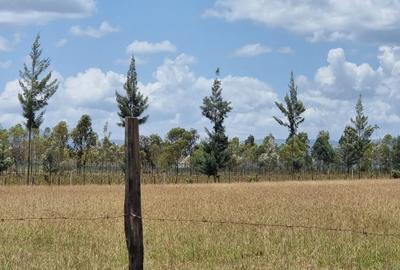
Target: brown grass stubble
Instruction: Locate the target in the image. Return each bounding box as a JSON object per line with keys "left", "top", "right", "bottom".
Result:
{"left": 0, "top": 180, "right": 400, "bottom": 269}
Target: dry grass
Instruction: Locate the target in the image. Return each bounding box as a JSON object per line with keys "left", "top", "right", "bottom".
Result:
{"left": 1, "top": 180, "right": 400, "bottom": 269}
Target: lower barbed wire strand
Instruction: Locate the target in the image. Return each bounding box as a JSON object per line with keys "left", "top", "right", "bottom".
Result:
{"left": 1, "top": 213, "right": 399, "bottom": 238}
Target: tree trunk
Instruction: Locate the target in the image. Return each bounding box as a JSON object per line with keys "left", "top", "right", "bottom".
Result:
{"left": 27, "top": 128, "right": 32, "bottom": 185}
{"left": 175, "top": 163, "right": 179, "bottom": 184}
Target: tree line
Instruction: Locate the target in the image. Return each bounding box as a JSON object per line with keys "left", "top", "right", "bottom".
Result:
{"left": 1, "top": 35, "right": 400, "bottom": 185}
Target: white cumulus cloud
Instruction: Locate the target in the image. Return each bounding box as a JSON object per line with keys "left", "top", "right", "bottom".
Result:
{"left": 0, "top": 0, "right": 95, "bottom": 25}
{"left": 205, "top": 0, "right": 400, "bottom": 43}
{"left": 298, "top": 46, "right": 400, "bottom": 138}
{"left": 126, "top": 40, "right": 177, "bottom": 55}
{"left": 233, "top": 43, "right": 271, "bottom": 57}
{"left": 70, "top": 21, "right": 119, "bottom": 38}
{"left": 4, "top": 47, "right": 400, "bottom": 140}
{"left": 0, "top": 60, "right": 11, "bottom": 69}
{"left": 277, "top": 46, "right": 294, "bottom": 54}
{"left": 55, "top": 38, "right": 68, "bottom": 48}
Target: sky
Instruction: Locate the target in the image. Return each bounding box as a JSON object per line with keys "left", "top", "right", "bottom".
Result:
{"left": 1, "top": 0, "right": 400, "bottom": 140}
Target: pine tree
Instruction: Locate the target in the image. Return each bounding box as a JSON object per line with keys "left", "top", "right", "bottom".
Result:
{"left": 18, "top": 34, "right": 59, "bottom": 185}
{"left": 273, "top": 72, "right": 306, "bottom": 139}
{"left": 116, "top": 56, "right": 149, "bottom": 127}
{"left": 244, "top": 135, "right": 255, "bottom": 146}
{"left": 279, "top": 134, "right": 308, "bottom": 173}
{"left": 312, "top": 131, "right": 335, "bottom": 171}
{"left": 200, "top": 68, "right": 232, "bottom": 182}
{"left": 339, "top": 126, "right": 358, "bottom": 173}
{"left": 393, "top": 136, "right": 400, "bottom": 171}
{"left": 350, "top": 95, "right": 378, "bottom": 177}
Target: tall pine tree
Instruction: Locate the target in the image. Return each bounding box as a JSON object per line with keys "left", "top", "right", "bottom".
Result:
{"left": 273, "top": 72, "right": 306, "bottom": 139}
{"left": 200, "top": 69, "right": 232, "bottom": 182}
{"left": 350, "top": 95, "right": 378, "bottom": 177}
{"left": 339, "top": 126, "right": 358, "bottom": 173}
{"left": 18, "top": 34, "right": 59, "bottom": 185}
{"left": 116, "top": 55, "right": 149, "bottom": 127}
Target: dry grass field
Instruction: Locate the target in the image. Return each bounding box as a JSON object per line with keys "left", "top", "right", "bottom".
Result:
{"left": 1, "top": 180, "right": 400, "bottom": 269}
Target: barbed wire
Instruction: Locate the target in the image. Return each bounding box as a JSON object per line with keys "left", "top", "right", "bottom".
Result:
{"left": 1, "top": 213, "right": 400, "bottom": 238}
{"left": 0, "top": 214, "right": 125, "bottom": 222}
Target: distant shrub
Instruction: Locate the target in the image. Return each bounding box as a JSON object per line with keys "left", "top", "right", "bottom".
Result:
{"left": 391, "top": 170, "right": 400, "bottom": 179}
{"left": 248, "top": 174, "right": 259, "bottom": 182}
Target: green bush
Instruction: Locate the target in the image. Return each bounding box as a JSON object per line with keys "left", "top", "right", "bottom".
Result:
{"left": 248, "top": 174, "right": 259, "bottom": 182}
{"left": 391, "top": 170, "right": 400, "bottom": 179}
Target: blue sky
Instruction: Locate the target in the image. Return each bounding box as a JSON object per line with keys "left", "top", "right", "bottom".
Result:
{"left": 1, "top": 0, "right": 400, "bottom": 140}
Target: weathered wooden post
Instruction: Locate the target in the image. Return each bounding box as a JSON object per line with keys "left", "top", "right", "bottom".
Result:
{"left": 124, "top": 117, "right": 144, "bottom": 270}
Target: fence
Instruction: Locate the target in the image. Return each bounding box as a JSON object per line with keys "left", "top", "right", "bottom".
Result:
{"left": 0, "top": 167, "right": 393, "bottom": 185}
{"left": 1, "top": 213, "right": 400, "bottom": 239}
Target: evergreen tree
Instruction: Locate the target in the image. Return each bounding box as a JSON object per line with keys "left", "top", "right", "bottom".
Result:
{"left": 71, "top": 115, "right": 97, "bottom": 183}
{"left": 244, "top": 135, "right": 255, "bottom": 146}
{"left": 312, "top": 131, "right": 335, "bottom": 171}
{"left": 380, "top": 134, "right": 394, "bottom": 172}
{"left": 200, "top": 68, "right": 232, "bottom": 182}
{"left": 350, "top": 95, "right": 378, "bottom": 177}
{"left": 273, "top": 72, "right": 306, "bottom": 139}
{"left": 18, "top": 34, "right": 58, "bottom": 184}
{"left": 0, "top": 128, "right": 12, "bottom": 176}
{"left": 116, "top": 56, "right": 149, "bottom": 127}
{"left": 279, "top": 134, "right": 308, "bottom": 173}
{"left": 42, "top": 146, "right": 59, "bottom": 184}
{"left": 46, "top": 121, "right": 69, "bottom": 180}
{"left": 338, "top": 126, "right": 358, "bottom": 173}
{"left": 241, "top": 136, "right": 258, "bottom": 170}
{"left": 8, "top": 124, "right": 26, "bottom": 175}
{"left": 392, "top": 136, "right": 400, "bottom": 171}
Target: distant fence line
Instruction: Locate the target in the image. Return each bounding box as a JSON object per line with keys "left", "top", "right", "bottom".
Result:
{"left": 0, "top": 163, "right": 393, "bottom": 185}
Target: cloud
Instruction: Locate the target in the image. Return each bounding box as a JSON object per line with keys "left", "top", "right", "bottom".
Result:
{"left": 62, "top": 68, "right": 124, "bottom": 107}
{"left": 0, "top": 0, "right": 95, "bottom": 25}
{"left": 0, "top": 53, "right": 279, "bottom": 139}
{"left": 0, "top": 36, "right": 11, "bottom": 51}
{"left": 298, "top": 46, "right": 400, "bottom": 138}
{"left": 0, "top": 60, "right": 12, "bottom": 69}
{"left": 114, "top": 57, "right": 147, "bottom": 66}
{"left": 3, "top": 47, "right": 400, "bottom": 140}
{"left": 126, "top": 40, "right": 177, "bottom": 55}
{"left": 310, "top": 48, "right": 379, "bottom": 99}
{"left": 139, "top": 54, "right": 278, "bottom": 138}
{"left": 277, "top": 46, "right": 294, "bottom": 54}
{"left": 0, "top": 69, "right": 123, "bottom": 135}
{"left": 0, "top": 80, "right": 20, "bottom": 114}
{"left": 0, "top": 34, "right": 22, "bottom": 52}
{"left": 233, "top": 43, "right": 271, "bottom": 57}
{"left": 70, "top": 21, "right": 119, "bottom": 38}
{"left": 205, "top": 0, "right": 400, "bottom": 43}
{"left": 55, "top": 38, "right": 68, "bottom": 48}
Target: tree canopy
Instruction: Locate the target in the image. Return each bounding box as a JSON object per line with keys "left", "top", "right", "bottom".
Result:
{"left": 273, "top": 72, "right": 306, "bottom": 139}
{"left": 116, "top": 56, "right": 149, "bottom": 127}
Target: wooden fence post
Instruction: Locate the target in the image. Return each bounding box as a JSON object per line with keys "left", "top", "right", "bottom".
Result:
{"left": 124, "top": 117, "right": 144, "bottom": 270}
